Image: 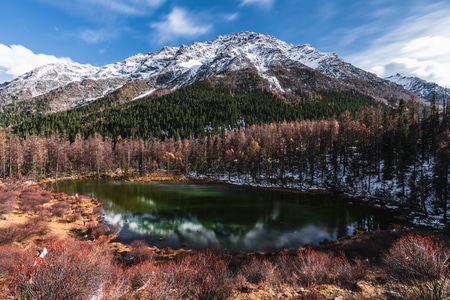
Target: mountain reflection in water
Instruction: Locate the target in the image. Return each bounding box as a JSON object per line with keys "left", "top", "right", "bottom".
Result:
{"left": 47, "top": 179, "right": 395, "bottom": 252}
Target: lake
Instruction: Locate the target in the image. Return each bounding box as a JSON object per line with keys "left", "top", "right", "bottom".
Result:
{"left": 47, "top": 179, "right": 396, "bottom": 252}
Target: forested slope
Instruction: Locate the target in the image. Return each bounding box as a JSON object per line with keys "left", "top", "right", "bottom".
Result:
{"left": 0, "top": 81, "right": 382, "bottom": 141}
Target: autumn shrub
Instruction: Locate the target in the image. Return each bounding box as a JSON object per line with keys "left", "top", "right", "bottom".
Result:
{"left": 0, "top": 190, "right": 19, "bottom": 214}
{"left": 0, "top": 190, "right": 19, "bottom": 204}
{"left": 329, "top": 253, "right": 354, "bottom": 287}
{"left": 0, "top": 217, "right": 48, "bottom": 245}
{"left": 22, "top": 216, "right": 49, "bottom": 238}
{"left": 65, "top": 212, "right": 81, "bottom": 223}
{"left": 239, "top": 255, "right": 279, "bottom": 288}
{"left": 85, "top": 223, "right": 110, "bottom": 239}
{"left": 383, "top": 234, "right": 450, "bottom": 282}
{"left": 275, "top": 249, "right": 354, "bottom": 288}
{"left": 125, "top": 261, "right": 156, "bottom": 290}
{"left": 12, "top": 240, "right": 116, "bottom": 300}
{"left": 19, "top": 188, "right": 52, "bottom": 213}
{"left": 240, "top": 256, "right": 265, "bottom": 284}
{"left": 276, "top": 249, "right": 331, "bottom": 287}
{"left": 382, "top": 234, "right": 450, "bottom": 299}
{"left": 131, "top": 260, "right": 184, "bottom": 300}
{"left": 348, "top": 257, "right": 373, "bottom": 284}
{"left": 296, "top": 249, "right": 334, "bottom": 287}
{"left": 0, "top": 246, "right": 29, "bottom": 278}
{"left": 123, "top": 240, "right": 154, "bottom": 266}
{"left": 51, "top": 201, "right": 70, "bottom": 217}
{"left": 0, "top": 226, "right": 20, "bottom": 245}
{"left": 168, "top": 250, "right": 234, "bottom": 300}
{"left": 37, "top": 208, "right": 52, "bottom": 220}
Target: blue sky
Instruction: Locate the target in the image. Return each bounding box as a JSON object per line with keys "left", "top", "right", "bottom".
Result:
{"left": 1, "top": 0, "right": 450, "bottom": 86}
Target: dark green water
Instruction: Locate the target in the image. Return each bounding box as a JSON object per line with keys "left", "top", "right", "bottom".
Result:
{"left": 47, "top": 179, "right": 396, "bottom": 252}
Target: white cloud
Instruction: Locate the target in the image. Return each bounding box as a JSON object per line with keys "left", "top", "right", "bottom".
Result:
{"left": 84, "top": 0, "right": 165, "bottom": 15}
{"left": 241, "top": 0, "right": 274, "bottom": 9}
{"left": 224, "top": 13, "right": 239, "bottom": 22}
{"left": 0, "top": 44, "right": 72, "bottom": 83}
{"left": 346, "top": 3, "right": 450, "bottom": 87}
{"left": 78, "top": 28, "right": 117, "bottom": 44}
{"left": 150, "top": 7, "right": 212, "bottom": 44}
{"left": 41, "top": 0, "right": 165, "bottom": 20}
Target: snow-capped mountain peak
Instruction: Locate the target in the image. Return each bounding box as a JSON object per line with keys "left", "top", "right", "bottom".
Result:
{"left": 386, "top": 73, "right": 449, "bottom": 103}
{"left": 0, "top": 31, "right": 418, "bottom": 113}
{"left": 0, "top": 62, "right": 99, "bottom": 99}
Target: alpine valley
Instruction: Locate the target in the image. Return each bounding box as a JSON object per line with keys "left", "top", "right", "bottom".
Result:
{"left": 0, "top": 31, "right": 443, "bottom": 115}
{"left": 0, "top": 31, "right": 448, "bottom": 231}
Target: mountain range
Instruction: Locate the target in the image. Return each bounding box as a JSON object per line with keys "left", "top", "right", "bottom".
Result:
{"left": 0, "top": 31, "right": 444, "bottom": 114}
{"left": 386, "top": 73, "right": 450, "bottom": 104}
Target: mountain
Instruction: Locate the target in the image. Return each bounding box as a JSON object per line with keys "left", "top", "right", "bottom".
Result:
{"left": 386, "top": 73, "right": 450, "bottom": 104}
{"left": 0, "top": 31, "right": 417, "bottom": 114}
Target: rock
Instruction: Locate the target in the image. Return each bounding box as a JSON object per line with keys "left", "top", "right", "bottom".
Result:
{"left": 334, "top": 296, "right": 344, "bottom": 300}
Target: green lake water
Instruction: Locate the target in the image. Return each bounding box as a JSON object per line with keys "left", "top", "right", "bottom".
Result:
{"left": 46, "top": 179, "right": 396, "bottom": 252}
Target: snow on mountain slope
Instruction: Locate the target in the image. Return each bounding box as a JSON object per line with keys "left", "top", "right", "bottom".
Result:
{"left": 0, "top": 62, "right": 99, "bottom": 99}
{"left": 386, "top": 73, "right": 450, "bottom": 103}
{"left": 0, "top": 31, "right": 417, "bottom": 112}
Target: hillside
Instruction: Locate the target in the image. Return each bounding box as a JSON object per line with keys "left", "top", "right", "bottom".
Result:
{"left": 3, "top": 79, "right": 384, "bottom": 141}
{"left": 0, "top": 31, "right": 416, "bottom": 116}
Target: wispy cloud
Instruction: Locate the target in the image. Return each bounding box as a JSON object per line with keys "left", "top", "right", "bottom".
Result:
{"left": 41, "top": 0, "right": 165, "bottom": 20}
{"left": 224, "top": 13, "right": 239, "bottom": 22}
{"left": 345, "top": 2, "right": 450, "bottom": 86}
{"left": 0, "top": 44, "right": 72, "bottom": 82}
{"left": 83, "top": 0, "right": 165, "bottom": 15}
{"left": 240, "top": 0, "right": 274, "bottom": 9}
{"left": 150, "top": 7, "right": 212, "bottom": 44}
{"left": 77, "top": 28, "right": 118, "bottom": 44}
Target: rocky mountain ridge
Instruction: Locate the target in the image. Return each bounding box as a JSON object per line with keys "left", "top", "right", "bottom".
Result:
{"left": 386, "top": 73, "right": 449, "bottom": 104}
{"left": 0, "top": 31, "right": 423, "bottom": 113}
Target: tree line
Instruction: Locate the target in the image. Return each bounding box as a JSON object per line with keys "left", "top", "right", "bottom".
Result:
{"left": 0, "top": 95, "right": 448, "bottom": 222}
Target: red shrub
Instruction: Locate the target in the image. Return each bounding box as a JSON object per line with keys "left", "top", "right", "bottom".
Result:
{"left": 123, "top": 240, "right": 154, "bottom": 266}
{"left": 0, "top": 226, "right": 21, "bottom": 245}
{"left": 22, "top": 216, "right": 49, "bottom": 238}
{"left": 0, "top": 190, "right": 18, "bottom": 214}
{"left": 176, "top": 250, "right": 234, "bottom": 300}
{"left": 239, "top": 255, "right": 278, "bottom": 288}
{"left": 12, "top": 240, "right": 116, "bottom": 300}
{"left": 295, "top": 249, "right": 333, "bottom": 287}
{"left": 276, "top": 249, "right": 354, "bottom": 288}
{"left": 382, "top": 234, "right": 450, "bottom": 284}
{"left": 0, "top": 246, "right": 29, "bottom": 278}
{"left": 130, "top": 260, "right": 182, "bottom": 300}
{"left": 51, "top": 201, "right": 70, "bottom": 217}
{"left": 65, "top": 212, "right": 81, "bottom": 223}
{"left": 0, "top": 217, "right": 48, "bottom": 245}
{"left": 0, "top": 190, "right": 20, "bottom": 204}
{"left": 85, "top": 223, "right": 110, "bottom": 240}
{"left": 19, "top": 188, "right": 52, "bottom": 213}
{"left": 125, "top": 260, "right": 157, "bottom": 290}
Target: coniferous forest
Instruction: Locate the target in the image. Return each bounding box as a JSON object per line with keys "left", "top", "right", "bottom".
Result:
{"left": 0, "top": 81, "right": 448, "bottom": 226}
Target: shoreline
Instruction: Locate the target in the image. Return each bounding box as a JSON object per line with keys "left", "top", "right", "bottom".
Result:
{"left": 2, "top": 174, "right": 446, "bottom": 253}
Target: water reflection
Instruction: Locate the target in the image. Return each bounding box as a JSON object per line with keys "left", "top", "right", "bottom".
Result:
{"left": 48, "top": 179, "right": 395, "bottom": 252}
